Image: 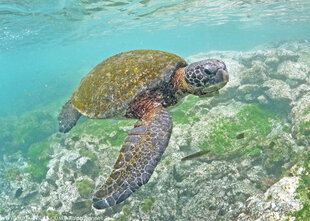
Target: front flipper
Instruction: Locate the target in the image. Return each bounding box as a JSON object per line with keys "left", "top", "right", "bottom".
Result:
{"left": 58, "top": 100, "right": 81, "bottom": 133}
{"left": 93, "top": 105, "right": 172, "bottom": 209}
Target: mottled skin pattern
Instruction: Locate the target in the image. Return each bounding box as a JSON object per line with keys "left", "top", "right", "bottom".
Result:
{"left": 58, "top": 100, "right": 81, "bottom": 133}
{"left": 58, "top": 49, "right": 229, "bottom": 210}
{"left": 185, "top": 59, "right": 227, "bottom": 87}
{"left": 184, "top": 59, "right": 228, "bottom": 96}
{"left": 93, "top": 100, "right": 172, "bottom": 209}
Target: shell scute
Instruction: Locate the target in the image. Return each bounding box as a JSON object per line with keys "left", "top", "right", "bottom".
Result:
{"left": 71, "top": 50, "right": 186, "bottom": 118}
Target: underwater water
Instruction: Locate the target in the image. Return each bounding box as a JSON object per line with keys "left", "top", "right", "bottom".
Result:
{"left": 0, "top": 0, "right": 310, "bottom": 220}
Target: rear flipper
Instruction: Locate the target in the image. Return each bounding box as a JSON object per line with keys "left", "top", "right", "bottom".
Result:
{"left": 58, "top": 100, "right": 81, "bottom": 133}
{"left": 92, "top": 105, "right": 172, "bottom": 209}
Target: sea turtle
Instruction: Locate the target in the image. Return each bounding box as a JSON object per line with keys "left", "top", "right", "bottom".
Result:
{"left": 58, "top": 49, "right": 229, "bottom": 209}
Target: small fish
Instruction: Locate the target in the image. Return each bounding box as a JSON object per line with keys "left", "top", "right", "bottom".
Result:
{"left": 236, "top": 132, "right": 246, "bottom": 139}
{"left": 285, "top": 79, "right": 295, "bottom": 86}
{"left": 181, "top": 150, "right": 210, "bottom": 161}
{"left": 244, "top": 94, "right": 253, "bottom": 101}
{"left": 15, "top": 187, "right": 23, "bottom": 198}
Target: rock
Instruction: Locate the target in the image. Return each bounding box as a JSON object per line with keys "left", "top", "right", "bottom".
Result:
{"left": 76, "top": 157, "right": 99, "bottom": 178}
{"left": 71, "top": 201, "right": 92, "bottom": 216}
{"left": 277, "top": 60, "right": 310, "bottom": 82}
{"left": 46, "top": 166, "right": 59, "bottom": 182}
{"left": 75, "top": 178, "right": 94, "bottom": 199}
{"left": 238, "top": 84, "right": 265, "bottom": 102}
{"left": 21, "top": 191, "right": 39, "bottom": 204}
{"left": 238, "top": 84, "right": 261, "bottom": 94}
{"left": 52, "top": 200, "right": 62, "bottom": 209}
{"left": 276, "top": 49, "right": 299, "bottom": 63}
{"left": 263, "top": 79, "right": 292, "bottom": 103}
{"left": 240, "top": 60, "right": 268, "bottom": 84}
{"left": 240, "top": 49, "right": 298, "bottom": 70}
{"left": 75, "top": 157, "right": 89, "bottom": 170}
{"left": 180, "top": 161, "right": 259, "bottom": 220}
{"left": 265, "top": 55, "right": 279, "bottom": 68}
{"left": 291, "top": 94, "right": 310, "bottom": 146}
{"left": 237, "top": 166, "right": 303, "bottom": 221}
{"left": 39, "top": 181, "right": 50, "bottom": 197}
{"left": 257, "top": 95, "right": 268, "bottom": 104}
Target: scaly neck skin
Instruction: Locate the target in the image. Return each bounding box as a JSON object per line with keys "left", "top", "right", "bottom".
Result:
{"left": 172, "top": 67, "right": 189, "bottom": 99}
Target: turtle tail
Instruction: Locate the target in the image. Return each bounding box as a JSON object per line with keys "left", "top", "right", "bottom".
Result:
{"left": 58, "top": 100, "right": 81, "bottom": 133}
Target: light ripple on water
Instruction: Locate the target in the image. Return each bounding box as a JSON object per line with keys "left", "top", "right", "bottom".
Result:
{"left": 0, "top": 0, "right": 309, "bottom": 49}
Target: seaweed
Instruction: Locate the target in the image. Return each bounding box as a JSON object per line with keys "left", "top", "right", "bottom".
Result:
{"left": 0, "top": 111, "right": 57, "bottom": 156}
{"left": 112, "top": 205, "right": 131, "bottom": 221}
{"left": 75, "top": 179, "right": 94, "bottom": 198}
{"left": 299, "top": 121, "right": 310, "bottom": 136}
{"left": 25, "top": 141, "right": 51, "bottom": 182}
{"left": 171, "top": 95, "right": 201, "bottom": 124}
{"left": 294, "top": 152, "right": 310, "bottom": 220}
{"left": 72, "top": 119, "right": 134, "bottom": 147}
{"left": 42, "top": 210, "right": 62, "bottom": 221}
{"left": 5, "top": 168, "right": 20, "bottom": 182}
{"left": 79, "top": 147, "right": 98, "bottom": 162}
{"left": 199, "top": 104, "right": 276, "bottom": 155}
{"left": 140, "top": 197, "right": 156, "bottom": 213}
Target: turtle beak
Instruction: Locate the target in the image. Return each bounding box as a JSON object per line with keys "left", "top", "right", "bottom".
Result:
{"left": 198, "top": 68, "right": 229, "bottom": 96}
{"left": 215, "top": 68, "right": 229, "bottom": 84}
{"left": 222, "top": 69, "right": 229, "bottom": 83}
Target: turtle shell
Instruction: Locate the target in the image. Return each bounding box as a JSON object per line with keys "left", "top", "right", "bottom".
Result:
{"left": 71, "top": 49, "right": 187, "bottom": 118}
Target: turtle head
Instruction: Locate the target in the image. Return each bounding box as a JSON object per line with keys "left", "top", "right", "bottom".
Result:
{"left": 184, "top": 59, "right": 229, "bottom": 96}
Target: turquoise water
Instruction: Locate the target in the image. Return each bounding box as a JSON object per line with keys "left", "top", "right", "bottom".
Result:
{"left": 1, "top": 0, "right": 310, "bottom": 220}
{"left": 1, "top": 0, "right": 310, "bottom": 116}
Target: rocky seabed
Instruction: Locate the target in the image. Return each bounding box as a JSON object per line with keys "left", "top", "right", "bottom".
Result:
{"left": 0, "top": 41, "right": 309, "bottom": 221}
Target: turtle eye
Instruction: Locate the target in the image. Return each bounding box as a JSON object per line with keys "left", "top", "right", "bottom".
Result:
{"left": 203, "top": 69, "right": 212, "bottom": 76}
